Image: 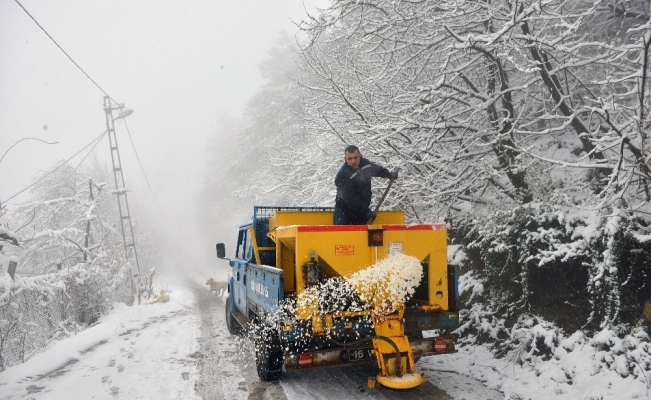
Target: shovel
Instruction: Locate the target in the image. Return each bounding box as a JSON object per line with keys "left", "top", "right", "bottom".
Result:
{"left": 367, "top": 168, "right": 400, "bottom": 224}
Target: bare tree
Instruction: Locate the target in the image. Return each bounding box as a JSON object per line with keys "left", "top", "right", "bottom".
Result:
{"left": 10, "top": 159, "right": 137, "bottom": 276}
{"left": 256, "top": 0, "right": 651, "bottom": 331}
{"left": 291, "top": 0, "right": 651, "bottom": 226}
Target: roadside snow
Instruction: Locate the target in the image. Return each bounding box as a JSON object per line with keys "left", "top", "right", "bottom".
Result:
{"left": 0, "top": 289, "right": 200, "bottom": 400}
{"left": 420, "top": 337, "right": 651, "bottom": 400}
{"left": 1, "top": 258, "right": 646, "bottom": 399}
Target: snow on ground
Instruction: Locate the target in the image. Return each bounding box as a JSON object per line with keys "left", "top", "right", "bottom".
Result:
{"left": 0, "top": 257, "right": 647, "bottom": 400}
{"left": 0, "top": 288, "right": 200, "bottom": 400}
{"left": 420, "top": 339, "right": 651, "bottom": 400}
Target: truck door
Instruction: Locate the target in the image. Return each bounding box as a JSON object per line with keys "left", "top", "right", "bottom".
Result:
{"left": 233, "top": 225, "right": 253, "bottom": 315}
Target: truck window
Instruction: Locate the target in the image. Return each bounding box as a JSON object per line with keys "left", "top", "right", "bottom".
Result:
{"left": 236, "top": 227, "right": 253, "bottom": 261}
{"left": 244, "top": 229, "right": 253, "bottom": 261}
{"left": 236, "top": 229, "right": 246, "bottom": 260}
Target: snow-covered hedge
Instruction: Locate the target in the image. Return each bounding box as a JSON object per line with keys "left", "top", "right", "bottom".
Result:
{"left": 454, "top": 198, "right": 651, "bottom": 332}
{"left": 0, "top": 263, "right": 133, "bottom": 371}
{"left": 453, "top": 200, "right": 651, "bottom": 388}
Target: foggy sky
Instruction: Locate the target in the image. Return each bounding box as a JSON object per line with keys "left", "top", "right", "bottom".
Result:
{"left": 0, "top": 0, "right": 323, "bottom": 272}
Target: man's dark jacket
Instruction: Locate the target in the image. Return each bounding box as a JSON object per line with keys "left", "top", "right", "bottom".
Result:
{"left": 335, "top": 158, "right": 391, "bottom": 220}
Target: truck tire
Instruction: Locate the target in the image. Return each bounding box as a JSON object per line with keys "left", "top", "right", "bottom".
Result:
{"left": 255, "top": 347, "right": 283, "bottom": 381}
{"left": 255, "top": 332, "right": 283, "bottom": 381}
{"left": 225, "top": 297, "right": 243, "bottom": 335}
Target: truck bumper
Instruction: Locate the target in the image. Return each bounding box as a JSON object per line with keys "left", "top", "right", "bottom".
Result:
{"left": 285, "top": 345, "right": 377, "bottom": 371}
{"left": 283, "top": 336, "right": 455, "bottom": 372}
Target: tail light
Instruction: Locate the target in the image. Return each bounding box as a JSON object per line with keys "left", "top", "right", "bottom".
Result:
{"left": 298, "top": 354, "right": 312, "bottom": 368}
{"left": 368, "top": 229, "right": 384, "bottom": 246}
{"left": 434, "top": 339, "right": 447, "bottom": 353}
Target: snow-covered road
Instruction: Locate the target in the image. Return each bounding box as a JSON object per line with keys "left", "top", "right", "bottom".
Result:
{"left": 0, "top": 274, "right": 503, "bottom": 400}
{"left": 0, "top": 288, "right": 199, "bottom": 399}
{"left": 190, "top": 276, "right": 504, "bottom": 400}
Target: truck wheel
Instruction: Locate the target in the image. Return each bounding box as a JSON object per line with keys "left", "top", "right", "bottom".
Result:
{"left": 225, "top": 297, "right": 243, "bottom": 335}
{"left": 255, "top": 347, "right": 283, "bottom": 381}
{"left": 255, "top": 334, "right": 283, "bottom": 381}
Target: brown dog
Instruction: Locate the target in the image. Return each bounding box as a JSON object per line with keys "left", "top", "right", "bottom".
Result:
{"left": 206, "top": 278, "right": 227, "bottom": 296}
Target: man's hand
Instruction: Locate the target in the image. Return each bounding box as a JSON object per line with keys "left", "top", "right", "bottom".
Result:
{"left": 389, "top": 171, "right": 399, "bottom": 180}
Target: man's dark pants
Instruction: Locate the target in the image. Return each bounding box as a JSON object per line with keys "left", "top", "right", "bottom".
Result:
{"left": 334, "top": 205, "right": 368, "bottom": 225}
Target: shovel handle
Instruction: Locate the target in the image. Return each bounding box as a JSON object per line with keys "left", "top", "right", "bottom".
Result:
{"left": 367, "top": 168, "right": 400, "bottom": 224}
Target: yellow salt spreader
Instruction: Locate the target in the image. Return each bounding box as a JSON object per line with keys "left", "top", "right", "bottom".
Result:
{"left": 217, "top": 206, "right": 458, "bottom": 389}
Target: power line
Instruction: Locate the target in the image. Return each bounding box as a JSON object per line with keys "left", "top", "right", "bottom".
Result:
{"left": 0, "top": 138, "right": 58, "bottom": 164}
{"left": 2, "top": 130, "right": 108, "bottom": 204}
{"left": 12, "top": 1, "right": 160, "bottom": 220}
{"left": 13, "top": 0, "right": 117, "bottom": 103}
{"left": 74, "top": 130, "right": 106, "bottom": 171}
{"left": 122, "top": 120, "right": 167, "bottom": 216}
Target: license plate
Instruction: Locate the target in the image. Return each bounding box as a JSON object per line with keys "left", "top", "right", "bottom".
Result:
{"left": 346, "top": 348, "right": 373, "bottom": 361}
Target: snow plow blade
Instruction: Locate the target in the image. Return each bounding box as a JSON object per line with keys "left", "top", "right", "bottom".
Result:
{"left": 376, "top": 372, "right": 425, "bottom": 389}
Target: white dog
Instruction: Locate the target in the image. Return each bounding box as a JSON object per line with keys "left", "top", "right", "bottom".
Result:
{"left": 148, "top": 289, "right": 170, "bottom": 305}
{"left": 206, "top": 278, "right": 227, "bottom": 296}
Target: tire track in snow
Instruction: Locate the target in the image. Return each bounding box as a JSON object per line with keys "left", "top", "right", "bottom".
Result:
{"left": 193, "top": 277, "right": 247, "bottom": 399}
{"left": 192, "top": 277, "right": 288, "bottom": 400}
{"left": 279, "top": 364, "right": 454, "bottom": 400}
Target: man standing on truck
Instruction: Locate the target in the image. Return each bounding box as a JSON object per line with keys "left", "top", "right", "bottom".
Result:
{"left": 334, "top": 145, "right": 398, "bottom": 225}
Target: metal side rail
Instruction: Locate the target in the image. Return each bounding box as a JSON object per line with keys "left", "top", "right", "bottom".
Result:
{"left": 232, "top": 308, "right": 252, "bottom": 332}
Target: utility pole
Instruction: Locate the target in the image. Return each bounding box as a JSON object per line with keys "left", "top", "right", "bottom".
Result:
{"left": 103, "top": 96, "right": 141, "bottom": 303}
